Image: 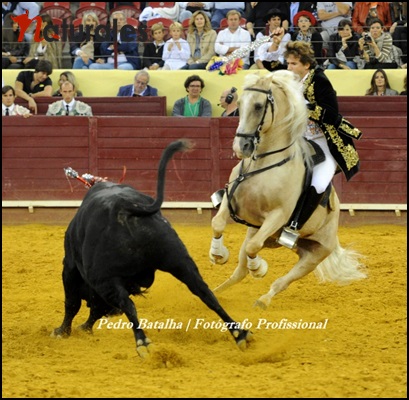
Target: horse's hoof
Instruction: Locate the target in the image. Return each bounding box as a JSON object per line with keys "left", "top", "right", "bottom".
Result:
{"left": 254, "top": 295, "right": 271, "bottom": 310}
{"left": 209, "top": 247, "right": 229, "bottom": 265}
{"left": 249, "top": 258, "right": 268, "bottom": 278}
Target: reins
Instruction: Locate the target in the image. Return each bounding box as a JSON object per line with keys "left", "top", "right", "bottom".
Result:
{"left": 227, "top": 87, "right": 296, "bottom": 228}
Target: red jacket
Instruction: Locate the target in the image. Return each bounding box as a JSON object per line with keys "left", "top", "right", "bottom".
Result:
{"left": 352, "top": 2, "right": 392, "bottom": 33}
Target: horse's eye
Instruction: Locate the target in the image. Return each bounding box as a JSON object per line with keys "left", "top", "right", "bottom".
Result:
{"left": 255, "top": 103, "right": 263, "bottom": 112}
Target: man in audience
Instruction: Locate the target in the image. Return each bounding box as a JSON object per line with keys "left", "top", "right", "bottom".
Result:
{"left": 219, "top": 87, "right": 239, "bottom": 117}
{"left": 46, "top": 81, "right": 93, "bottom": 116}
{"left": 2, "top": 85, "right": 32, "bottom": 117}
{"left": 117, "top": 71, "right": 158, "bottom": 97}
{"left": 215, "top": 10, "right": 252, "bottom": 69}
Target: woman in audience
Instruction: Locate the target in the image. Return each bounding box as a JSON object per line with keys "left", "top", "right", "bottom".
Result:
{"left": 71, "top": 11, "right": 102, "bottom": 69}
{"left": 181, "top": 10, "right": 217, "bottom": 70}
{"left": 291, "top": 11, "right": 323, "bottom": 65}
{"left": 2, "top": 13, "right": 29, "bottom": 69}
{"left": 365, "top": 69, "right": 399, "bottom": 96}
{"left": 359, "top": 18, "right": 400, "bottom": 69}
{"left": 52, "top": 71, "right": 83, "bottom": 97}
{"left": 327, "top": 19, "right": 360, "bottom": 70}
{"left": 23, "top": 13, "right": 62, "bottom": 69}
{"left": 172, "top": 74, "right": 212, "bottom": 116}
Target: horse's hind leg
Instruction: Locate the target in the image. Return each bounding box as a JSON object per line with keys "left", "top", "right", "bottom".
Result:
{"left": 255, "top": 241, "right": 331, "bottom": 309}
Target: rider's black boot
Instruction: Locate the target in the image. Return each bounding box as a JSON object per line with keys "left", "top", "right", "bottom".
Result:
{"left": 277, "top": 186, "right": 324, "bottom": 249}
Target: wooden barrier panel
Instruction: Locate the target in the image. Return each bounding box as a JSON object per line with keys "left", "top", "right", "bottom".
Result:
{"left": 2, "top": 112, "right": 407, "bottom": 205}
{"left": 338, "top": 96, "right": 407, "bottom": 117}
{"left": 14, "top": 96, "right": 167, "bottom": 116}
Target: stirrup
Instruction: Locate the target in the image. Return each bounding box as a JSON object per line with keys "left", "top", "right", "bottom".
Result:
{"left": 277, "top": 223, "right": 300, "bottom": 250}
{"left": 210, "top": 189, "right": 225, "bottom": 209}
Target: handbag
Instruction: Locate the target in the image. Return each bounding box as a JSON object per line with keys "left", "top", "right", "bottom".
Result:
{"left": 80, "top": 41, "right": 94, "bottom": 59}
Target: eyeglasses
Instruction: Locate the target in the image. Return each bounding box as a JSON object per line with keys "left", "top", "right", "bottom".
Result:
{"left": 189, "top": 85, "right": 201, "bottom": 88}
{"left": 135, "top": 80, "right": 148, "bottom": 86}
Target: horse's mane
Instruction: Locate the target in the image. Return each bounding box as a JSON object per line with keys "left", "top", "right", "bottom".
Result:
{"left": 243, "top": 71, "right": 312, "bottom": 168}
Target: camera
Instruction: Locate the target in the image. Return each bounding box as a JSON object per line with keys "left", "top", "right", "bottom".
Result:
{"left": 363, "top": 33, "right": 372, "bottom": 43}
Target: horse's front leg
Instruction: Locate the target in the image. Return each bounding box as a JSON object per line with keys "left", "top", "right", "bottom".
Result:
{"left": 209, "top": 196, "right": 231, "bottom": 264}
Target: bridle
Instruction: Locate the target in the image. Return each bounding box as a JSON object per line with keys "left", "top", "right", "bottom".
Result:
{"left": 226, "top": 87, "right": 296, "bottom": 228}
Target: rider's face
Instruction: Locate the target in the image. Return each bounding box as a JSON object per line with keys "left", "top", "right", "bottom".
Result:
{"left": 286, "top": 55, "right": 310, "bottom": 79}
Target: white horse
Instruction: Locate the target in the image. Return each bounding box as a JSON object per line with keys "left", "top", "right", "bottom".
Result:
{"left": 209, "top": 71, "right": 366, "bottom": 309}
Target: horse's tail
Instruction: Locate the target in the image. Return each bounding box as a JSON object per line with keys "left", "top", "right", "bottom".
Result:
{"left": 314, "top": 237, "right": 367, "bottom": 283}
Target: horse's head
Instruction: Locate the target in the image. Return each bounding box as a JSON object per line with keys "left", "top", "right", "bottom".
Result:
{"left": 233, "top": 71, "right": 308, "bottom": 160}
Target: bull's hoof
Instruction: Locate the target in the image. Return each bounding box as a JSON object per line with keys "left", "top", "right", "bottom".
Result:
{"left": 137, "top": 338, "right": 152, "bottom": 359}
{"left": 209, "top": 247, "right": 229, "bottom": 265}
{"left": 233, "top": 330, "right": 253, "bottom": 351}
{"left": 50, "top": 327, "right": 70, "bottom": 338}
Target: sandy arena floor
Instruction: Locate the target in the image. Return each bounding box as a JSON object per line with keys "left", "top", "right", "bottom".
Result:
{"left": 2, "top": 223, "right": 407, "bottom": 398}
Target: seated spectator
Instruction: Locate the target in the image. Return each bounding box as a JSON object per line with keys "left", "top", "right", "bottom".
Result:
{"left": 246, "top": 3, "right": 290, "bottom": 38}
{"left": 358, "top": 18, "right": 400, "bottom": 69}
{"left": 400, "top": 74, "right": 407, "bottom": 95}
{"left": 326, "top": 19, "right": 360, "bottom": 70}
{"left": 215, "top": 10, "right": 252, "bottom": 70}
{"left": 46, "top": 81, "right": 93, "bottom": 116}
{"left": 291, "top": 11, "right": 323, "bottom": 65}
{"left": 219, "top": 86, "right": 239, "bottom": 117}
{"left": 252, "top": 9, "right": 291, "bottom": 71}
{"left": 317, "top": 2, "right": 353, "bottom": 49}
{"left": 172, "top": 74, "right": 212, "bottom": 116}
{"left": 14, "top": 59, "right": 53, "bottom": 114}
{"left": 89, "top": 11, "right": 140, "bottom": 70}
{"left": 142, "top": 22, "right": 166, "bottom": 70}
{"left": 2, "top": 85, "right": 31, "bottom": 117}
{"left": 2, "top": 2, "right": 40, "bottom": 42}
{"left": 365, "top": 69, "right": 399, "bottom": 96}
{"left": 70, "top": 11, "right": 103, "bottom": 69}
{"left": 162, "top": 22, "right": 190, "bottom": 70}
{"left": 139, "top": 3, "right": 180, "bottom": 23}
{"left": 287, "top": 3, "right": 317, "bottom": 34}
{"left": 211, "top": 2, "right": 245, "bottom": 31}
{"left": 53, "top": 71, "right": 84, "bottom": 97}
{"left": 23, "top": 13, "right": 62, "bottom": 69}
{"left": 180, "top": 10, "right": 217, "bottom": 70}
{"left": 352, "top": 2, "right": 392, "bottom": 34}
{"left": 179, "top": 2, "right": 213, "bottom": 22}
{"left": 117, "top": 70, "right": 158, "bottom": 97}
{"left": 2, "top": 13, "right": 29, "bottom": 69}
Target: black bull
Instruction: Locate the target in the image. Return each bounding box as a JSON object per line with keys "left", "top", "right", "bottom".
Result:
{"left": 52, "top": 140, "right": 251, "bottom": 357}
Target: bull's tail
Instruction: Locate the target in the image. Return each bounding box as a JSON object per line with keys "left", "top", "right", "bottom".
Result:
{"left": 135, "top": 139, "right": 193, "bottom": 215}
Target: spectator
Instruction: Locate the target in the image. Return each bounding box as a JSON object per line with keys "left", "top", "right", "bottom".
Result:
{"left": 390, "top": 20, "right": 407, "bottom": 65}
{"left": 400, "top": 74, "right": 407, "bottom": 95}
{"left": 23, "top": 14, "right": 62, "bottom": 69}
{"left": 252, "top": 9, "right": 291, "bottom": 71}
{"left": 2, "top": 13, "right": 29, "bottom": 69}
{"left": 179, "top": 2, "right": 214, "bottom": 22}
{"left": 365, "top": 69, "right": 399, "bottom": 96}
{"left": 219, "top": 87, "right": 239, "bottom": 117}
{"left": 139, "top": 3, "right": 180, "bottom": 23}
{"left": 14, "top": 59, "right": 53, "bottom": 114}
{"left": 180, "top": 10, "right": 217, "bottom": 70}
{"left": 53, "top": 71, "right": 84, "bottom": 97}
{"left": 172, "top": 74, "right": 212, "bottom": 116}
{"left": 2, "top": 85, "right": 31, "bottom": 117}
{"left": 89, "top": 11, "right": 140, "bottom": 70}
{"left": 317, "top": 2, "right": 353, "bottom": 49}
{"left": 390, "top": 2, "right": 407, "bottom": 23}
{"left": 326, "top": 18, "right": 360, "bottom": 70}
{"left": 358, "top": 18, "right": 399, "bottom": 69}
{"left": 352, "top": 2, "right": 392, "bottom": 34}
{"left": 70, "top": 11, "right": 103, "bottom": 69}
{"left": 211, "top": 2, "right": 245, "bottom": 30}
{"left": 46, "top": 81, "right": 93, "bottom": 116}
{"left": 246, "top": 3, "right": 289, "bottom": 38}
{"left": 142, "top": 22, "right": 165, "bottom": 70}
{"left": 287, "top": 2, "right": 317, "bottom": 33}
{"left": 215, "top": 10, "right": 252, "bottom": 69}
{"left": 162, "top": 21, "right": 190, "bottom": 70}
{"left": 2, "top": 2, "right": 40, "bottom": 42}
{"left": 291, "top": 11, "right": 324, "bottom": 65}
{"left": 117, "top": 70, "right": 158, "bottom": 96}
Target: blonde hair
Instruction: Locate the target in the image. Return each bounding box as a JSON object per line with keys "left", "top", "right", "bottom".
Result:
{"left": 226, "top": 10, "right": 241, "bottom": 19}
{"left": 81, "top": 11, "right": 99, "bottom": 27}
{"left": 169, "top": 21, "right": 183, "bottom": 31}
{"left": 151, "top": 22, "right": 164, "bottom": 33}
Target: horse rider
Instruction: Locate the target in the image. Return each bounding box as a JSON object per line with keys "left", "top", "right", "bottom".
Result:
{"left": 278, "top": 39, "right": 362, "bottom": 248}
